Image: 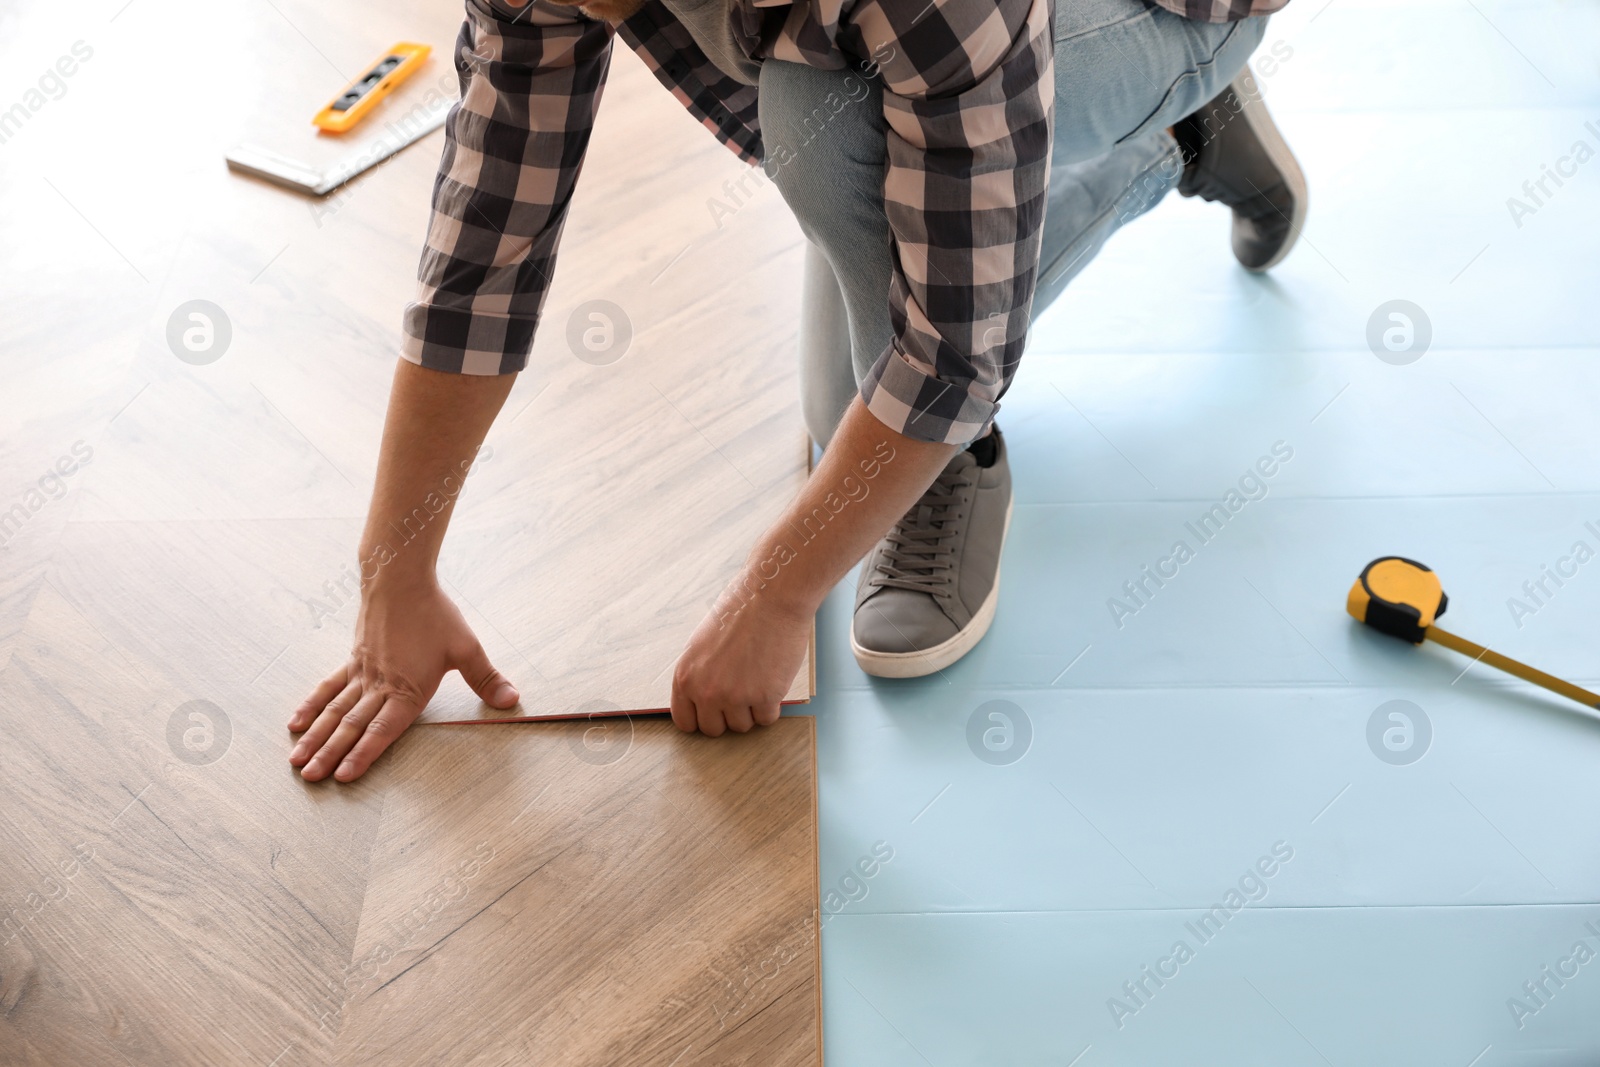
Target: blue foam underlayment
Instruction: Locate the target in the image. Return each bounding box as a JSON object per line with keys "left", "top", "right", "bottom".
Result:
{"left": 795, "top": 2, "right": 1600, "bottom": 1062}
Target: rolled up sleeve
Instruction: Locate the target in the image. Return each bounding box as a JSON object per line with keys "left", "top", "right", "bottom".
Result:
{"left": 849, "top": 0, "right": 1054, "bottom": 443}
{"left": 403, "top": 0, "right": 615, "bottom": 375}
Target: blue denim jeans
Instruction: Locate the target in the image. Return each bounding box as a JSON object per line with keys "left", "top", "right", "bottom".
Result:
{"left": 758, "top": 0, "right": 1269, "bottom": 446}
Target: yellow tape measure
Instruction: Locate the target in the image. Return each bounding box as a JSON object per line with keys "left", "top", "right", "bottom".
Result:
{"left": 1347, "top": 556, "right": 1599, "bottom": 710}
{"left": 1346, "top": 556, "right": 1448, "bottom": 644}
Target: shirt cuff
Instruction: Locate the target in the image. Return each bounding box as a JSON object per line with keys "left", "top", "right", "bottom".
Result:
{"left": 859, "top": 342, "right": 998, "bottom": 446}
{"left": 400, "top": 303, "right": 536, "bottom": 375}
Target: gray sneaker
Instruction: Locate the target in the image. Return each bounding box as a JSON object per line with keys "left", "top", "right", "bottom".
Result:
{"left": 851, "top": 427, "right": 1013, "bottom": 678}
{"left": 1173, "top": 69, "right": 1307, "bottom": 272}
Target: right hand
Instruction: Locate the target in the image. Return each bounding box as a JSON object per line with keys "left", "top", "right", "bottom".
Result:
{"left": 287, "top": 579, "right": 519, "bottom": 783}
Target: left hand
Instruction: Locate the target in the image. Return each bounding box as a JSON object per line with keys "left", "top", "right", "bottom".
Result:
{"left": 671, "top": 580, "right": 811, "bottom": 736}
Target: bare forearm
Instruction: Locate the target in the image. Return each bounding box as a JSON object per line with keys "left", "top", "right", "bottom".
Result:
{"left": 358, "top": 360, "right": 515, "bottom": 588}
{"left": 723, "top": 397, "right": 956, "bottom": 622}
{"left": 289, "top": 363, "right": 520, "bottom": 780}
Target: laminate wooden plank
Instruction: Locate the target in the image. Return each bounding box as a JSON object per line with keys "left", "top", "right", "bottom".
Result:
{"left": 0, "top": 649, "right": 382, "bottom": 1067}
{"left": 2, "top": 0, "right": 824, "bottom": 1059}
{"left": 13, "top": 8, "right": 814, "bottom": 719}
{"left": 0, "top": 616, "right": 819, "bottom": 1065}
{"left": 334, "top": 718, "right": 819, "bottom": 1067}
{"left": 436, "top": 367, "right": 811, "bottom": 717}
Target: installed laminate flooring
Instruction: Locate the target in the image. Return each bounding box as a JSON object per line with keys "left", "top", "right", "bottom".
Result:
{"left": 0, "top": 0, "right": 820, "bottom": 1062}
{"left": 0, "top": 615, "right": 819, "bottom": 1066}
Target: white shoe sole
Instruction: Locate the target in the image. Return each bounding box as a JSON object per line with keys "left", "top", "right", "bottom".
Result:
{"left": 1234, "top": 71, "right": 1308, "bottom": 273}
{"left": 851, "top": 497, "right": 1013, "bottom": 679}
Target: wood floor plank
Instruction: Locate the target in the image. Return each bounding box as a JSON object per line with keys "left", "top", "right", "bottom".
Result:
{"left": 21, "top": 17, "right": 814, "bottom": 721}
{"left": 0, "top": 578, "right": 387, "bottom": 1066}
{"left": 335, "top": 719, "right": 818, "bottom": 1067}
{"left": 2, "top": 0, "right": 823, "bottom": 1060}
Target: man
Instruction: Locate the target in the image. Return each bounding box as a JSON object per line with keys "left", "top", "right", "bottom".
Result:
{"left": 289, "top": 0, "right": 1303, "bottom": 781}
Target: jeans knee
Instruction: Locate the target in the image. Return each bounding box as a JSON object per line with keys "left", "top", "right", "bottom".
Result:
{"left": 757, "top": 59, "right": 886, "bottom": 234}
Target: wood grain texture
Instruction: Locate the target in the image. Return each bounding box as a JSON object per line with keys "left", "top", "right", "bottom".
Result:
{"left": 336, "top": 719, "right": 818, "bottom": 1067}
{"left": 0, "top": 604, "right": 819, "bottom": 1066}
{"left": 0, "top": 0, "right": 822, "bottom": 1060}
{"left": 1, "top": 0, "right": 813, "bottom": 718}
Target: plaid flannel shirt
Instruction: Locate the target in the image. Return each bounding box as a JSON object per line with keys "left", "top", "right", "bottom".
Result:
{"left": 404, "top": 0, "right": 1287, "bottom": 444}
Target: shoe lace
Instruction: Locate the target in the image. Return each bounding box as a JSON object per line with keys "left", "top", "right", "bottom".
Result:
{"left": 869, "top": 465, "right": 971, "bottom": 596}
